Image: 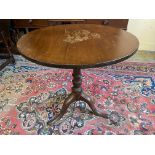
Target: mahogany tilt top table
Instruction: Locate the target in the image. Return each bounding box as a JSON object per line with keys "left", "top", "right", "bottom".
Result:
{"left": 17, "top": 24, "right": 139, "bottom": 126}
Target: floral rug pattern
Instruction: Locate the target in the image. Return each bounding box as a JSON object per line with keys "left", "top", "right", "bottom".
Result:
{"left": 0, "top": 55, "right": 155, "bottom": 135}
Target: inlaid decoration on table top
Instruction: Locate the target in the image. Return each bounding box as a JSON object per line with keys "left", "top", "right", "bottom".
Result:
{"left": 63, "top": 29, "right": 101, "bottom": 44}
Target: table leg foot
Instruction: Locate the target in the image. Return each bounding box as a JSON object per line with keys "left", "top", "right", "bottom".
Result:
{"left": 80, "top": 92, "right": 108, "bottom": 119}
{"left": 47, "top": 93, "right": 76, "bottom": 126}
{"left": 80, "top": 92, "right": 118, "bottom": 125}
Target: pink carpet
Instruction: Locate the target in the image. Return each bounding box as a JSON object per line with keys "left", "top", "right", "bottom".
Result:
{"left": 0, "top": 55, "right": 155, "bottom": 135}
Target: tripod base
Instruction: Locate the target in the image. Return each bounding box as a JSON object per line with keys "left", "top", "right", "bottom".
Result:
{"left": 47, "top": 68, "right": 117, "bottom": 126}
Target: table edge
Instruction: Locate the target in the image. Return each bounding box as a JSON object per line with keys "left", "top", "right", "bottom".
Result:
{"left": 17, "top": 48, "right": 138, "bottom": 69}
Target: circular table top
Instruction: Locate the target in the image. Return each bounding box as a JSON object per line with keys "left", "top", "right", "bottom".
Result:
{"left": 17, "top": 24, "right": 139, "bottom": 69}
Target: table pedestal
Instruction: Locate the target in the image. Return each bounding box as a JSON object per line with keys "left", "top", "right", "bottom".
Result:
{"left": 47, "top": 68, "right": 118, "bottom": 126}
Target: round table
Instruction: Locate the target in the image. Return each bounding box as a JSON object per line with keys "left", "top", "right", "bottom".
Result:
{"left": 17, "top": 24, "right": 139, "bottom": 126}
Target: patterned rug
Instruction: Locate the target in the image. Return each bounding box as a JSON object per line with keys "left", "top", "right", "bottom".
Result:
{"left": 0, "top": 55, "right": 155, "bottom": 135}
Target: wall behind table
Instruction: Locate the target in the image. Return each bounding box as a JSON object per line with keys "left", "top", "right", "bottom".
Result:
{"left": 127, "top": 19, "right": 155, "bottom": 51}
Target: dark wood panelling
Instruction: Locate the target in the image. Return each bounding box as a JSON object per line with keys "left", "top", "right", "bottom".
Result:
{"left": 12, "top": 19, "right": 128, "bottom": 29}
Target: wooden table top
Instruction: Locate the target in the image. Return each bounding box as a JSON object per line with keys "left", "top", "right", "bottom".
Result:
{"left": 17, "top": 24, "right": 139, "bottom": 69}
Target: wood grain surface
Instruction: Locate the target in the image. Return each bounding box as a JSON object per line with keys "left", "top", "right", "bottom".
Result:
{"left": 17, "top": 24, "right": 139, "bottom": 69}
